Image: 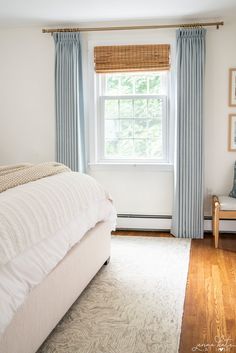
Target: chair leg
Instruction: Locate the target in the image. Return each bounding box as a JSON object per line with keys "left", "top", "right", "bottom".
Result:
{"left": 212, "top": 197, "right": 215, "bottom": 238}
{"left": 212, "top": 196, "right": 220, "bottom": 248}
{"left": 214, "top": 207, "right": 220, "bottom": 249}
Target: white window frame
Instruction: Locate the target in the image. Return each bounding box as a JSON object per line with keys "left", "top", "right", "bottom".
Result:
{"left": 96, "top": 72, "right": 170, "bottom": 164}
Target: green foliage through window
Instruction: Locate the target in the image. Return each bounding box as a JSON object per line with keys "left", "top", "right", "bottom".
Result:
{"left": 102, "top": 71, "right": 167, "bottom": 160}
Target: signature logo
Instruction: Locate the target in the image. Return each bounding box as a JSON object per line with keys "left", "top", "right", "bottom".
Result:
{"left": 192, "top": 336, "right": 236, "bottom": 352}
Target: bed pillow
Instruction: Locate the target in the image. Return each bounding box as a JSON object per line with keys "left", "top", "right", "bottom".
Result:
{"left": 229, "top": 161, "right": 236, "bottom": 198}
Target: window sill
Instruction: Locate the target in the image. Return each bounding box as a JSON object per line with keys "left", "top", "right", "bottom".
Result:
{"left": 88, "top": 162, "right": 174, "bottom": 172}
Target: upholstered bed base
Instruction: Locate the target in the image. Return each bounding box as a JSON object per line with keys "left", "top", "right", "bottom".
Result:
{"left": 0, "top": 221, "right": 111, "bottom": 353}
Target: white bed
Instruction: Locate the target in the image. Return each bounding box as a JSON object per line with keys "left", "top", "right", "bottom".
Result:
{"left": 0, "top": 169, "right": 116, "bottom": 353}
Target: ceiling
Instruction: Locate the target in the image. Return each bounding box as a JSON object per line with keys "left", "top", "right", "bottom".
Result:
{"left": 0, "top": 0, "right": 235, "bottom": 27}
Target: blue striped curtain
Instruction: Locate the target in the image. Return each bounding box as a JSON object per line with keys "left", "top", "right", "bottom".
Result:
{"left": 53, "top": 32, "right": 85, "bottom": 172}
{"left": 171, "top": 28, "right": 206, "bottom": 238}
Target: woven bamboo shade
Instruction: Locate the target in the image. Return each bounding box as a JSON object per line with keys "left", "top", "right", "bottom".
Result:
{"left": 94, "top": 44, "right": 170, "bottom": 73}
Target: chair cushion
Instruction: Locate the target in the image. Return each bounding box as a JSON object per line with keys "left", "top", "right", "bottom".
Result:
{"left": 218, "top": 196, "right": 236, "bottom": 211}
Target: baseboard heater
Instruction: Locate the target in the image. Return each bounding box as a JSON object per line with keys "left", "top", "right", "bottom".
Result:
{"left": 117, "top": 214, "right": 236, "bottom": 232}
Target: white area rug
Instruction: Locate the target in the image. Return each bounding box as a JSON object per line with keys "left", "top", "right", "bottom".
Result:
{"left": 38, "top": 236, "right": 191, "bottom": 353}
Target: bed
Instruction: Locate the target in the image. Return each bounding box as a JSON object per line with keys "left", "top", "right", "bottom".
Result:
{"left": 0, "top": 163, "right": 116, "bottom": 353}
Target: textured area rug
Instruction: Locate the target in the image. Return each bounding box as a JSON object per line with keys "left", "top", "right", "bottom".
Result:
{"left": 38, "top": 236, "right": 191, "bottom": 353}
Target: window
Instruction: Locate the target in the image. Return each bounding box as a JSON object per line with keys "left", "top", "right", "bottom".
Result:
{"left": 92, "top": 43, "right": 172, "bottom": 165}
{"left": 96, "top": 71, "right": 169, "bottom": 163}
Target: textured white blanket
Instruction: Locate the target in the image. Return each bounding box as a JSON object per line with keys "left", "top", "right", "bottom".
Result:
{"left": 0, "top": 162, "right": 70, "bottom": 193}
{"left": 0, "top": 172, "right": 113, "bottom": 266}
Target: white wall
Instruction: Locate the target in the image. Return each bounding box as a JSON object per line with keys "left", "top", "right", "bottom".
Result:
{"left": 0, "top": 21, "right": 236, "bottom": 226}
{"left": 0, "top": 27, "right": 55, "bottom": 164}
{"left": 204, "top": 20, "right": 236, "bottom": 214}
{"left": 88, "top": 165, "right": 173, "bottom": 215}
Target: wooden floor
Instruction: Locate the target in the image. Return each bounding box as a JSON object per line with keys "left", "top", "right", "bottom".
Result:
{"left": 113, "top": 231, "right": 236, "bottom": 353}
{"left": 180, "top": 234, "right": 236, "bottom": 353}
{"left": 112, "top": 230, "right": 173, "bottom": 237}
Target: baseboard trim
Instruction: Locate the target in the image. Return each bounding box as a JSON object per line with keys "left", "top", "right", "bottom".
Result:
{"left": 118, "top": 214, "right": 236, "bottom": 221}
{"left": 116, "top": 228, "right": 171, "bottom": 232}
{"left": 118, "top": 214, "right": 172, "bottom": 219}
{"left": 117, "top": 214, "right": 236, "bottom": 232}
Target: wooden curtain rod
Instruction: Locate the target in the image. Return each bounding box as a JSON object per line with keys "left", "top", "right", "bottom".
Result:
{"left": 42, "top": 21, "right": 224, "bottom": 34}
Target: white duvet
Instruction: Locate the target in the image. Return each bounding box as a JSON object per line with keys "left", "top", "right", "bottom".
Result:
{"left": 0, "top": 172, "right": 116, "bottom": 336}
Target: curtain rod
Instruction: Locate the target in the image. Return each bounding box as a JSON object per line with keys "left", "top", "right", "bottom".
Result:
{"left": 42, "top": 21, "right": 224, "bottom": 34}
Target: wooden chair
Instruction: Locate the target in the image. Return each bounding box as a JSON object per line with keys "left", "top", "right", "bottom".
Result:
{"left": 212, "top": 195, "right": 236, "bottom": 248}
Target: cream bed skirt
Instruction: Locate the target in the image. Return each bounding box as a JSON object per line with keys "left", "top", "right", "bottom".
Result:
{"left": 0, "top": 221, "right": 111, "bottom": 353}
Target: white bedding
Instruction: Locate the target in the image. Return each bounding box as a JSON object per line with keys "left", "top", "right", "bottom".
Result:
{"left": 0, "top": 172, "right": 116, "bottom": 336}
{"left": 0, "top": 171, "right": 114, "bottom": 266}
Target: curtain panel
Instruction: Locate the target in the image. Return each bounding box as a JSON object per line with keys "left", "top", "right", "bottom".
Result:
{"left": 53, "top": 32, "right": 85, "bottom": 172}
{"left": 171, "top": 28, "right": 206, "bottom": 238}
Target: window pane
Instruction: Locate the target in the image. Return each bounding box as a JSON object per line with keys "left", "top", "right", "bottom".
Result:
{"left": 148, "top": 99, "right": 162, "bottom": 117}
{"left": 119, "top": 99, "right": 133, "bottom": 118}
{"left": 149, "top": 75, "right": 161, "bottom": 94}
{"left": 105, "top": 139, "right": 119, "bottom": 157}
{"left": 120, "top": 119, "right": 133, "bottom": 138}
{"left": 134, "top": 119, "right": 148, "bottom": 138}
{"left": 134, "top": 139, "right": 147, "bottom": 157}
{"left": 106, "top": 76, "right": 119, "bottom": 95}
{"left": 146, "top": 138, "right": 163, "bottom": 158}
{"left": 135, "top": 76, "right": 147, "bottom": 94}
{"left": 147, "top": 119, "right": 162, "bottom": 138}
{"left": 117, "top": 139, "right": 134, "bottom": 157}
{"left": 120, "top": 76, "right": 133, "bottom": 94}
{"left": 105, "top": 100, "right": 119, "bottom": 119}
{"left": 105, "top": 120, "right": 119, "bottom": 139}
{"left": 134, "top": 99, "right": 147, "bottom": 118}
